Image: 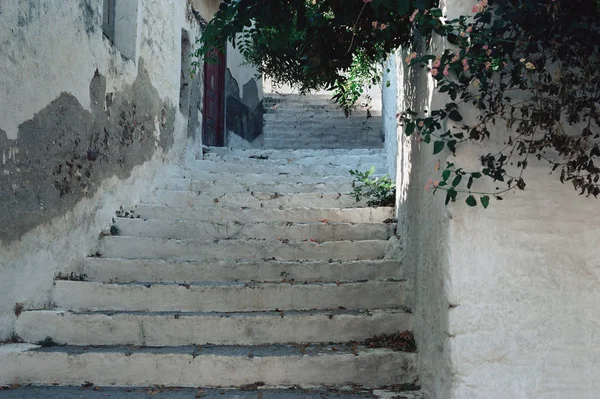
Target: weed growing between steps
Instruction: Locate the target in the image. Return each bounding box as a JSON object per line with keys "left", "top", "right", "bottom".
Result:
{"left": 0, "top": 333, "right": 23, "bottom": 344}
{"left": 360, "top": 331, "right": 417, "bottom": 352}
{"left": 350, "top": 167, "right": 396, "bottom": 207}
{"left": 115, "top": 206, "right": 140, "bottom": 219}
{"left": 55, "top": 272, "right": 88, "bottom": 281}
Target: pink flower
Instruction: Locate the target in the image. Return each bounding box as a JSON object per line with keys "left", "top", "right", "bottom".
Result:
{"left": 443, "top": 65, "right": 450, "bottom": 76}
{"left": 435, "top": 160, "right": 441, "bottom": 170}
{"left": 418, "top": 121, "right": 425, "bottom": 127}
{"left": 363, "top": 0, "right": 372, "bottom": 2}
{"left": 433, "top": 59, "right": 441, "bottom": 68}
{"left": 472, "top": 0, "right": 488, "bottom": 13}
{"left": 431, "top": 68, "right": 439, "bottom": 76}
{"left": 451, "top": 55, "right": 460, "bottom": 63}
{"left": 462, "top": 58, "right": 469, "bottom": 66}
{"left": 372, "top": 21, "right": 379, "bottom": 28}
{"left": 482, "top": 45, "right": 489, "bottom": 50}
{"left": 379, "top": 23, "right": 388, "bottom": 30}
{"left": 485, "top": 61, "right": 491, "bottom": 70}
{"left": 466, "top": 26, "right": 473, "bottom": 33}
{"left": 486, "top": 49, "right": 492, "bottom": 56}
{"left": 425, "top": 179, "right": 435, "bottom": 191}
{"left": 463, "top": 64, "right": 470, "bottom": 71}
{"left": 409, "top": 9, "right": 419, "bottom": 22}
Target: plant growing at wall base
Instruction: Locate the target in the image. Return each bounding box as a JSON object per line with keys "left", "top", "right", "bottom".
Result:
{"left": 350, "top": 166, "right": 396, "bottom": 207}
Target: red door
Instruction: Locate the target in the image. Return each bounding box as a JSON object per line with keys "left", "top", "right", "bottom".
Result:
{"left": 202, "top": 50, "right": 226, "bottom": 147}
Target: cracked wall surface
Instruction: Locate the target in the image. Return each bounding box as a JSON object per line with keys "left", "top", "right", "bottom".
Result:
{"left": 0, "top": 0, "right": 203, "bottom": 338}
{"left": 0, "top": 62, "right": 175, "bottom": 243}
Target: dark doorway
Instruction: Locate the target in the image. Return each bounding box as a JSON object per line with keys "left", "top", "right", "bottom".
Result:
{"left": 202, "top": 50, "right": 226, "bottom": 147}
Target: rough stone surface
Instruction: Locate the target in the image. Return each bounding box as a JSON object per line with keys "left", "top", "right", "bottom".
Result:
{"left": 0, "top": 344, "right": 418, "bottom": 388}
{"left": 53, "top": 280, "right": 405, "bottom": 312}
{"left": 0, "top": 386, "right": 417, "bottom": 399}
{"left": 262, "top": 94, "right": 383, "bottom": 150}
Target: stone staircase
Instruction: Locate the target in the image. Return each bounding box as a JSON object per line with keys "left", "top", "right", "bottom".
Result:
{"left": 2, "top": 153, "right": 420, "bottom": 395}
{"left": 263, "top": 94, "right": 383, "bottom": 149}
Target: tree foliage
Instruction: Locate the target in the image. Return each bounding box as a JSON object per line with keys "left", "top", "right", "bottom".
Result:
{"left": 194, "top": 0, "right": 437, "bottom": 103}
{"left": 195, "top": 0, "right": 600, "bottom": 206}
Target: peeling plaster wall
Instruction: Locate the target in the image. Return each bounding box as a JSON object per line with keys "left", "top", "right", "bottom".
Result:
{"left": 384, "top": 1, "right": 600, "bottom": 397}
{"left": 225, "top": 42, "right": 264, "bottom": 148}
{"left": 0, "top": 0, "right": 203, "bottom": 338}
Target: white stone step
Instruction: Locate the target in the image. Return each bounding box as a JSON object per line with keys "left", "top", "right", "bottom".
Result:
{"left": 53, "top": 281, "right": 405, "bottom": 312}
{"left": 0, "top": 386, "right": 428, "bottom": 398}
{"left": 133, "top": 204, "right": 395, "bottom": 223}
{"left": 264, "top": 107, "right": 381, "bottom": 116}
{"left": 261, "top": 141, "right": 383, "bottom": 150}
{"left": 0, "top": 343, "right": 417, "bottom": 387}
{"left": 263, "top": 119, "right": 381, "bottom": 129}
{"left": 98, "top": 237, "right": 389, "bottom": 261}
{"left": 83, "top": 258, "right": 403, "bottom": 283}
{"left": 203, "top": 148, "right": 386, "bottom": 158}
{"left": 114, "top": 218, "right": 394, "bottom": 241}
{"left": 178, "top": 170, "right": 373, "bottom": 184}
{"left": 16, "top": 309, "right": 411, "bottom": 346}
{"left": 194, "top": 159, "right": 379, "bottom": 176}
{"left": 202, "top": 152, "right": 386, "bottom": 167}
{"left": 263, "top": 127, "right": 381, "bottom": 136}
{"left": 145, "top": 190, "right": 364, "bottom": 209}
{"left": 161, "top": 178, "right": 355, "bottom": 194}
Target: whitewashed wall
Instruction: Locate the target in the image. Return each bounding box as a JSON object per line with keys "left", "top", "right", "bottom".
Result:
{"left": 384, "top": 1, "right": 600, "bottom": 397}
{"left": 0, "top": 0, "right": 201, "bottom": 339}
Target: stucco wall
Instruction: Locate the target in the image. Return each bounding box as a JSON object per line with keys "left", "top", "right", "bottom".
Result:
{"left": 225, "top": 42, "right": 264, "bottom": 148}
{"left": 0, "top": 0, "right": 202, "bottom": 339}
{"left": 385, "top": 47, "right": 453, "bottom": 397}
{"left": 385, "top": 1, "right": 600, "bottom": 397}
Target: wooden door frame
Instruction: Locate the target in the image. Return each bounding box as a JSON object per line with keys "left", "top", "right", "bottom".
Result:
{"left": 202, "top": 48, "right": 226, "bottom": 147}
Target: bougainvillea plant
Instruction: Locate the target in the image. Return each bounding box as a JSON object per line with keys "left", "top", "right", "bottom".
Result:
{"left": 195, "top": 0, "right": 600, "bottom": 207}
{"left": 401, "top": 0, "right": 600, "bottom": 206}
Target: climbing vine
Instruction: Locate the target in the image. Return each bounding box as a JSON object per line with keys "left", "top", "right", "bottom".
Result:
{"left": 195, "top": 0, "right": 600, "bottom": 207}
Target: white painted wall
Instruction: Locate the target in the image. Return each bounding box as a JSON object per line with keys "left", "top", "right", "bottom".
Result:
{"left": 0, "top": 0, "right": 202, "bottom": 339}
{"left": 226, "top": 41, "right": 263, "bottom": 105}
{"left": 384, "top": 1, "right": 600, "bottom": 397}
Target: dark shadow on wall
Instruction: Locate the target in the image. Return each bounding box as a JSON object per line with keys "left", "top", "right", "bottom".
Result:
{"left": 0, "top": 59, "right": 176, "bottom": 244}
{"left": 225, "top": 69, "right": 264, "bottom": 144}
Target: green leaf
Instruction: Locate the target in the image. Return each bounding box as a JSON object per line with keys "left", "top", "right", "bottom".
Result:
{"left": 405, "top": 122, "right": 415, "bottom": 135}
{"left": 481, "top": 195, "right": 490, "bottom": 208}
{"left": 433, "top": 141, "right": 445, "bottom": 155}
{"left": 445, "top": 187, "right": 457, "bottom": 205}
{"left": 466, "top": 195, "right": 477, "bottom": 207}
{"left": 467, "top": 176, "right": 474, "bottom": 189}
{"left": 448, "top": 110, "right": 463, "bottom": 122}
{"left": 442, "top": 169, "right": 451, "bottom": 181}
{"left": 452, "top": 175, "right": 462, "bottom": 187}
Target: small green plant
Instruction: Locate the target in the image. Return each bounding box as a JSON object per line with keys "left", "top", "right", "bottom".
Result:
{"left": 115, "top": 206, "right": 139, "bottom": 219}
{"left": 350, "top": 166, "right": 396, "bottom": 207}
{"left": 110, "top": 225, "right": 120, "bottom": 236}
